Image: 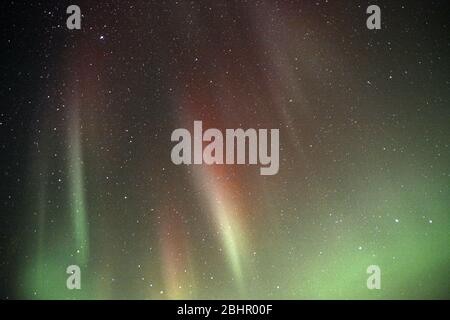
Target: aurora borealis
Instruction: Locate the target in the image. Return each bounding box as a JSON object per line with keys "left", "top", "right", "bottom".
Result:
{"left": 1, "top": 1, "right": 449, "bottom": 299}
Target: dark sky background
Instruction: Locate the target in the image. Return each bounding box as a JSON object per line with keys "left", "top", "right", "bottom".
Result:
{"left": 0, "top": 0, "right": 449, "bottom": 299}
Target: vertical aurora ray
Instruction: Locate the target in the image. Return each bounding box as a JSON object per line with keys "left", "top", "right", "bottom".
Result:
{"left": 67, "top": 105, "right": 89, "bottom": 265}
{"left": 31, "top": 161, "right": 49, "bottom": 295}
{"left": 208, "top": 186, "right": 244, "bottom": 288}
{"left": 159, "top": 209, "right": 197, "bottom": 299}
{"left": 193, "top": 167, "right": 249, "bottom": 294}
{"left": 21, "top": 95, "right": 92, "bottom": 299}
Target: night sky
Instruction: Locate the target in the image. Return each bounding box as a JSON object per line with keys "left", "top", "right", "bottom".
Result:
{"left": 1, "top": 0, "right": 449, "bottom": 299}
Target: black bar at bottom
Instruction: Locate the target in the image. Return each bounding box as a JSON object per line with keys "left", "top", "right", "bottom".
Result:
{"left": 0, "top": 300, "right": 446, "bottom": 318}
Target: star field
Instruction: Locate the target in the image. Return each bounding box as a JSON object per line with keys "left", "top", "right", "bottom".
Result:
{"left": 0, "top": 0, "right": 449, "bottom": 299}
